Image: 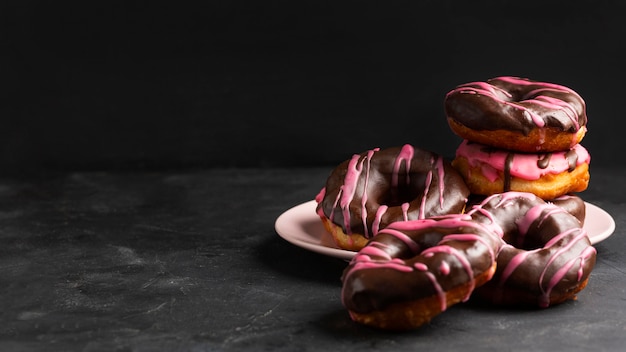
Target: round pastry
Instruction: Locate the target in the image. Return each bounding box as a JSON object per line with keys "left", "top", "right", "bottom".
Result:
{"left": 444, "top": 76, "right": 587, "bottom": 152}
{"left": 315, "top": 144, "right": 470, "bottom": 251}
{"left": 341, "top": 192, "right": 596, "bottom": 330}
{"left": 468, "top": 192, "right": 596, "bottom": 307}
{"left": 452, "top": 140, "right": 590, "bottom": 200}
{"left": 341, "top": 214, "right": 502, "bottom": 330}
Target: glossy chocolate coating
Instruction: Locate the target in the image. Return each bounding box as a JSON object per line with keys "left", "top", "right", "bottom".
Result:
{"left": 316, "top": 144, "right": 470, "bottom": 238}
{"left": 471, "top": 193, "right": 595, "bottom": 307}
{"left": 444, "top": 76, "right": 587, "bottom": 135}
{"left": 342, "top": 215, "right": 501, "bottom": 313}
{"left": 342, "top": 192, "right": 596, "bottom": 315}
{"left": 551, "top": 194, "right": 586, "bottom": 224}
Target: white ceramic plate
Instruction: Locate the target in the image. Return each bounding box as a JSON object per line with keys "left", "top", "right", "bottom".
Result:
{"left": 275, "top": 200, "right": 616, "bottom": 260}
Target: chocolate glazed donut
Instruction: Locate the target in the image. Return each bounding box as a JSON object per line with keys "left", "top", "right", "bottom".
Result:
{"left": 444, "top": 76, "right": 587, "bottom": 152}
{"left": 467, "top": 192, "right": 596, "bottom": 307}
{"left": 341, "top": 192, "right": 596, "bottom": 330}
{"left": 315, "top": 144, "right": 470, "bottom": 251}
{"left": 341, "top": 213, "right": 502, "bottom": 330}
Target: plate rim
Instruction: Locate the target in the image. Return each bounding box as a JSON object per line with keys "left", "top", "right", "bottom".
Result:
{"left": 275, "top": 199, "right": 616, "bottom": 260}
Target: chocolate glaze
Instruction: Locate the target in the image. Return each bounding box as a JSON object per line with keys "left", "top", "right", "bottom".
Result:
{"left": 315, "top": 144, "right": 470, "bottom": 239}
{"left": 342, "top": 213, "right": 501, "bottom": 315}
{"left": 551, "top": 194, "right": 586, "bottom": 224}
{"left": 471, "top": 193, "right": 596, "bottom": 307}
{"left": 444, "top": 76, "right": 587, "bottom": 135}
{"left": 565, "top": 149, "right": 579, "bottom": 171}
{"left": 503, "top": 153, "right": 514, "bottom": 191}
{"left": 537, "top": 154, "right": 551, "bottom": 169}
{"left": 342, "top": 192, "right": 596, "bottom": 316}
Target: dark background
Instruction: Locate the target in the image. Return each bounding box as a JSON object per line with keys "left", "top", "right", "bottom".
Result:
{"left": 4, "top": 1, "right": 625, "bottom": 174}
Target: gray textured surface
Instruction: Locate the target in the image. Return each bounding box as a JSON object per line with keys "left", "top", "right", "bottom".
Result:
{"left": 0, "top": 167, "right": 624, "bottom": 351}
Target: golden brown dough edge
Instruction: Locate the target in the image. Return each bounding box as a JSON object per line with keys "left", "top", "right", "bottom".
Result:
{"left": 447, "top": 118, "right": 586, "bottom": 153}
{"left": 451, "top": 157, "right": 590, "bottom": 200}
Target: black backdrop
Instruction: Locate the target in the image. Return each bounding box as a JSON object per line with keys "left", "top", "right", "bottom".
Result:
{"left": 4, "top": 1, "right": 626, "bottom": 173}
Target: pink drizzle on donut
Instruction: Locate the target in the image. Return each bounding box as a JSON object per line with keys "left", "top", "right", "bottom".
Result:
{"left": 392, "top": 144, "right": 414, "bottom": 187}
{"left": 436, "top": 157, "right": 446, "bottom": 209}
{"left": 326, "top": 144, "right": 459, "bottom": 238}
{"left": 343, "top": 215, "right": 501, "bottom": 312}
{"left": 372, "top": 205, "right": 388, "bottom": 235}
{"left": 456, "top": 140, "right": 590, "bottom": 181}
{"left": 329, "top": 148, "right": 379, "bottom": 235}
{"left": 419, "top": 163, "right": 433, "bottom": 219}
{"left": 445, "top": 76, "right": 586, "bottom": 138}
{"left": 474, "top": 193, "right": 597, "bottom": 307}
{"left": 537, "top": 229, "right": 593, "bottom": 307}
{"left": 420, "top": 269, "right": 447, "bottom": 311}
{"left": 515, "top": 204, "right": 566, "bottom": 246}
{"left": 493, "top": 76, "right": 583, "bottom": 130}
{"left": 344, "top": 191, "right": 595, "bottom": 313}
{"left": 359, "top": 149, "right": 378, "bottom": 238}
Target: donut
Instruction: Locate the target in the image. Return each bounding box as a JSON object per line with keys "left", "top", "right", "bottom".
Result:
{"left": 341, "top": 213, "right": 502, "bottom": 330}
{"left": 315, "top": 144, "right": 470, "bottom": 251}
{"left": 341, "top": 192, "right": 596, "bottom": 330}
{"left": 452, "top": 140, "right": 590, "bottom": 200}
{"left": 444, "top": 76, "right": 587, "bottom": 152}
{"left": 469, "top": 192, "right": 596, "bottom": 307}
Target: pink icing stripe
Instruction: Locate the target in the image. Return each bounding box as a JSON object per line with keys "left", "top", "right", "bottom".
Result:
{"left": 421, "top": 245, "right": 475, "bottom": 302}
{"left": 332, "top": 148, "right": 381, "bottom": 235}
{"left": 423, "top": 270, "right": 447, "bottom": 312}
{"left": 360, "top": 149, "right": 378, "bottom": 238}
{"left": 377, "top": 227, "right": 422, "bottom": 254}
{"left": 371, "top": 205, "right": 388, "bottom": 235}
{"left": 315, "top": 187, "right": 325, "bottom": 203}
{"left": 538, "top": 229, "right": 587, "bottom": 298}
{"left": 452, "top": 81, "right": 511, "bottom": 99}
{"left": 435, "top": 156, "right": 446, "bottom": 209}
{"left": 577, "top": 246, "right": 597, "bottom": 281}
{"left": 498, "top": 248, "right": 535, "bottom": 284}
{"left": 440, "top": 234, "right": 497, "bottom": 263}
{"left": 439, "top": 261, "right": 450, "bottom": 275}
{"left": 350, "top": 260, "right": 413, "bottom": 273}
{"left": 497, "top": 76, "right": 579, "bottom": 97}
{"left": 524, "top": 94, "right": 580, "bottom": 130}
{"left": 511, "top": 102, "right": 545, "bottom": 127}
{"left": 450, "top": 76, "right": 584, "bottom": 130}
{"left": 315, "top": 187, "right": 327, "bottom": 218}
{"left": 384, "top": 218, "right": 438, "bottom": 231}
{"left": 355, "top": 242, "right": 392, "bottom": 261}
{"left": 414, "top": 262, "right": 428, "bottom": 271}
{"left": 332, "top": 154, "right": 361, "bottom": 233}
{"left": 419, "top": 168, "right": 433, "bottom": 219}
{"left": 515, "top": 204, "right": 565, "bottom": 246}
{"left": 402, "top": 202, "right": 410, "bottom": 221}
{"left": 456, "top": 140, "right": 590, "bottom": 181}
{"left": 392, "top": 144, "right": 414, "bottom": 188}
{"left": 540, "top": 244, "right": 597, "bottom": 308}
{"left": 544, "top": 227, "right": 583, "bottom": 248}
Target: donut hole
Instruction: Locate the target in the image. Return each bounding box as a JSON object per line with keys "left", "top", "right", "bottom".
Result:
{"left": 374, "top": 173, "right": 426, "bottom": 207}
{"left": 503, "top": 232, "right": 544, "bottom": 251}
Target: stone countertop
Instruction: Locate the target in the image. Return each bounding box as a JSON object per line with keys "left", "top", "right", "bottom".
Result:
{"left": 0, "top": 167, "right": 624, "bottom": 351}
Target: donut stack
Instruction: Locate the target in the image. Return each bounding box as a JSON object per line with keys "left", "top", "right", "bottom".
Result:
{"left": 443, "top": 76, "right": 591, "bottom": 201}
{"left": 311, "top": 76, "right": 597, "bottom": 331}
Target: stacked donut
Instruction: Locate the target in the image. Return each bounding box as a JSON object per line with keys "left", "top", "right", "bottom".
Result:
{"left": 313, "top": 76, "right": 597, "bottom": 331}
{"left": 444, "top": 76, "right": 590, "bottom": 201}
